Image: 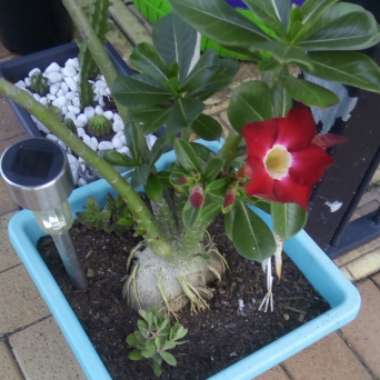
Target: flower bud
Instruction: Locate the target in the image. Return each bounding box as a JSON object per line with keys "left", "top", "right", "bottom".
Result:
{"left": 189, "top": 185, "right": 205, "bottom": 209}
{"left": 224, "top": 190, "right": 236, "bottom": 209}
{"left": 223, "top": 187, "right": 237, "bottom": 213}
{"left": 177, "top": 176, "right": 188, "bottom": 185}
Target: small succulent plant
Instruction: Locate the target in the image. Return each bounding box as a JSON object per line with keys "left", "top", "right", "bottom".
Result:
{"left": 127, "top": 310, "right": 188, "bottom": 377}
{"left": 30, "top": 72, "right": 49, "bottom": 96}
{"left": 78, "top": 196, "right": 133, "bottom": 236}
{"left": 87, "top": 115, "right": 112, "bottom": 138}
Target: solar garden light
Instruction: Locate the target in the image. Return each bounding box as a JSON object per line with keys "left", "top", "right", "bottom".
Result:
{"left": 0, "top": 138, "right": 87, "bottom": 289}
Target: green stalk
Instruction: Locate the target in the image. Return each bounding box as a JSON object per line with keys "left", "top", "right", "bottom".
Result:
{"left": 219, "top": 131, "right": 241, "bottom": 163}
{"left": 0, "top": 79, "right": 172, "bottom": 258}
{"left": 62, "top": 0, "right": 129, "bottom": 125}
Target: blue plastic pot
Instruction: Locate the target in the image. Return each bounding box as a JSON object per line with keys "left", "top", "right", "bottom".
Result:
{"left": 8, "top": 142, "right": 361, "bottom": 379}
{"left": 0, "top": 42, "right": 132, "bottom": 137}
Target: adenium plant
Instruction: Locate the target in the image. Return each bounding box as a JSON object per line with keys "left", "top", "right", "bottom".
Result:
{"left": 0, "top": 0, "right": 379, "bottom": 337}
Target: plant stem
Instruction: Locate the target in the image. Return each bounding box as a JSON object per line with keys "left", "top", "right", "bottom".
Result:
{"left": 0, "top": 79, "right": 172, "bottom": 258}
{"left": 219, "top": 131, "right": 241, "bottom": 163}
{"left": 61, "top": 0, "right": 129, "bottom": 124}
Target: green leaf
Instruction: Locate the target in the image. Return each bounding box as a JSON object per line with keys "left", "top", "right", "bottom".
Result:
{"left": 191, "top": 114, "right": 223, "bottom": 141}
{"left": 244, "top": 0, "right": 291, "bottom": 29}
{"left": 281, "top": 75, "right": 339, "bottom": 108}
{"left": 152, "top": 13, "right": 198, "bottom": 81}
{"left": 174, "top": 325, "right": 188, "bottom": 340}
{"left": 302, "top": 51, "right": 380, "bottom": 94}
{"left": 130, "top": 106, "right": 172, "bottom": 134}
{"left": 111, "top": 75, "right": 171, "bottom": 107}
{"left": 167, "top": 97, "right": 204, "bottom": 130}
{"left": 227, "top": 201, "right": 276, "bottom": 262}
{"left": 130, "top": 43, "right": 169, "bottom": 85}
{"left": 160, "top": 351, "right": 177, "bottom": 367}
{"left": 174, "top": 139, "right": 205, "bottom": 172}
{"left": 297, "top": 3, "right": 379, "bottom": 51}
{"left": 142, "top": 342, "right": 156, "bottom": 359}
{"left": 182, "top": 51, "right": 239, "bottom": 100}
{"left": 127, "top": 333, "right": 140, "bottom": 348}
{"left": 152, "top": 361, "right": 163, "bottom": 377}
{"left": 103, "top": 150, "right": 137, "bottom": 167}
{"left": 271, "top": 202, "right": 307, "bottom": 240}
{"left": 128, "top": 350, "right": 144, "bottom": 361}
{"left": 168, "top": 0, "right": 270, "bottom": 49}
{"left": 182, "top": 200, "right": 201, "bottom": 228}
{"left": 271, "top": 83, "right": 292, "bottom": 118}
{"left": 299, "top": 0, "right": 339, "bottom": 26}
{"left": 228, "top": 81, "right": 273, "bottom": 131}
{"left": 146, "top": 174, "right": 165, "bottom": 202}
{"left": 204, "top": 157, "right": 225, "bottom": 181}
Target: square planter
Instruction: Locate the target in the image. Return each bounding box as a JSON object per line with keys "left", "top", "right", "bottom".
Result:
{"left": 8, "top": 145, "right": 361, "bottom": 380}
{"left": 0, "top": 41, "right": 132, "bottom": 137}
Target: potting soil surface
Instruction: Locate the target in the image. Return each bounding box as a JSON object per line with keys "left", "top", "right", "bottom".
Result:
{"left": 38, "top": 217, "right": 329, "bottom": 380}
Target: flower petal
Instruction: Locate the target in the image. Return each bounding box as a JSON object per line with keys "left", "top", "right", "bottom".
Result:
{"left": 312, "top": 133, "right": 347, "bottom": 150}
{"left": 242, "top": 119, "right": 278, "bottom": 160}
{"left": 245, "top": 159, "right": 275, "bottom": 199}
{"left": 276, "top": 107, "right": 316, "bottom": 151}
{"left": 273, "top": 177, "right": 312, "bottom": 209}
{"left": 290, "top": 146, "right": 333, "bottom": 186}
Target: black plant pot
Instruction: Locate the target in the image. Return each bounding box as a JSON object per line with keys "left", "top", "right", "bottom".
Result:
{"left": 0, "top": 0, "right": 73, "bottom": 54}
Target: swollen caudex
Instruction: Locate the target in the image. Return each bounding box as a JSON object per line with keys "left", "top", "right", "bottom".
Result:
{"left": 123, "top": 242, "right": 227, "bottom": 314}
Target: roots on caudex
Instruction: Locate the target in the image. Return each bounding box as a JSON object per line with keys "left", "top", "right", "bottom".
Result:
{"left": 123, "top": 236, "right": 227, "bottom": 316}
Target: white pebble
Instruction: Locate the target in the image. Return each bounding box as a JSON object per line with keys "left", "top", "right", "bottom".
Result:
{"left": 83, "top": 135, "right": 92, "bottom": 148}
{"left": 62, "top": 65, "right": 77, "bottom": 78}
{"left": 47, "top": 93, "right": 56, "bottom": 101}
{"left": 49, "top": 83, "right": 60, "bottom": 96}
{"left": 112, "top": 118, "right": 124, "bottom": 133}
{"left": 46, "top": 72, "right": 62, "bottom": 84}
{"left": 52, "top": 96, "right": 66, "bottom": 108}
{"left": 56, "top": 89, "right": 65, "bottom": 98}
{"left": 24, "top": 78, "right": 31, "bottom": 87}
{"left": 65, "top": 92, "right": 75, "bottom": 101}
{"left": 84, "top": 107, "right": 95, "bottom": 119}
{"left": 15, "top": 80, "right": 26, "bottom": 89}
{"left": 65, "top": 113, "right": 76, "bottom": 123}
{"left": 112, "top": 134, "right": 124, "bottom": 149}
{"left": 103, "top": 111, "right": 114, "bottom": 120}
{"left": 28, "top": 68, "right": 41, "bottom": 78}
{"left": 90, "top": 137, "right": 98, "bottom": 150}
{"left": 78, "top": 178, "right": 87, "bottom": 186}
{"left": 64, "top": 77, "right": 77, "bottom": 92}
{"left": 65, "top": 58, "right": 79, "bottom": 69}
{"left": 75, "top": 114, "right": 88, "bottom": 128}
{"left": 68, "top": 105, "right": 80, "bottom": 115}
{"left": 71, "top": 96, "right": 80, "bottom": 108}
{"left": 33, "top": 93, "right": 41, "bottom": 102}
{"left": 117, "top": 146, "right": 130, "bottom": 156}
{"left": 39, "top": 97, "right": 48, "bottom": 106}
{"left": 77, "top": 128, "right": 86, "bottom": 138}
{"left": 98, "top": 141, "right": 114, "bottom": 151}
{"left": 95, "top": 105, "right": 103, "bottom": 115}
{"left": 46, "top": 133, "right": 58, "bottom": 142}
{"left": 60, "top": 82, "right": 69, "bottom": 94}
{"left": 44, "top": 62, "right": 61, "bottom": 74}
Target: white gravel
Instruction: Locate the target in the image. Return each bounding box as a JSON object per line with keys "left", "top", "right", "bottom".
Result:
{"left": 16, "top": 57, "right": 156, "bottom": 186}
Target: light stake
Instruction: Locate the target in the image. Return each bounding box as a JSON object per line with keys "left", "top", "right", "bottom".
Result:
{"left": 0, "top": 138, "right": 87, "bottom": 289}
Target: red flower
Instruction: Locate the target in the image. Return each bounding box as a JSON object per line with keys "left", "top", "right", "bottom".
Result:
{"left": 242, "top": 107, "right": 333, "bottom": 209}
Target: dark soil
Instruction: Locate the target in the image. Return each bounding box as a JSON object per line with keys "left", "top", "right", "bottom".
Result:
{"left": 38, "top": 218, "right": 329, "bottom": 380}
